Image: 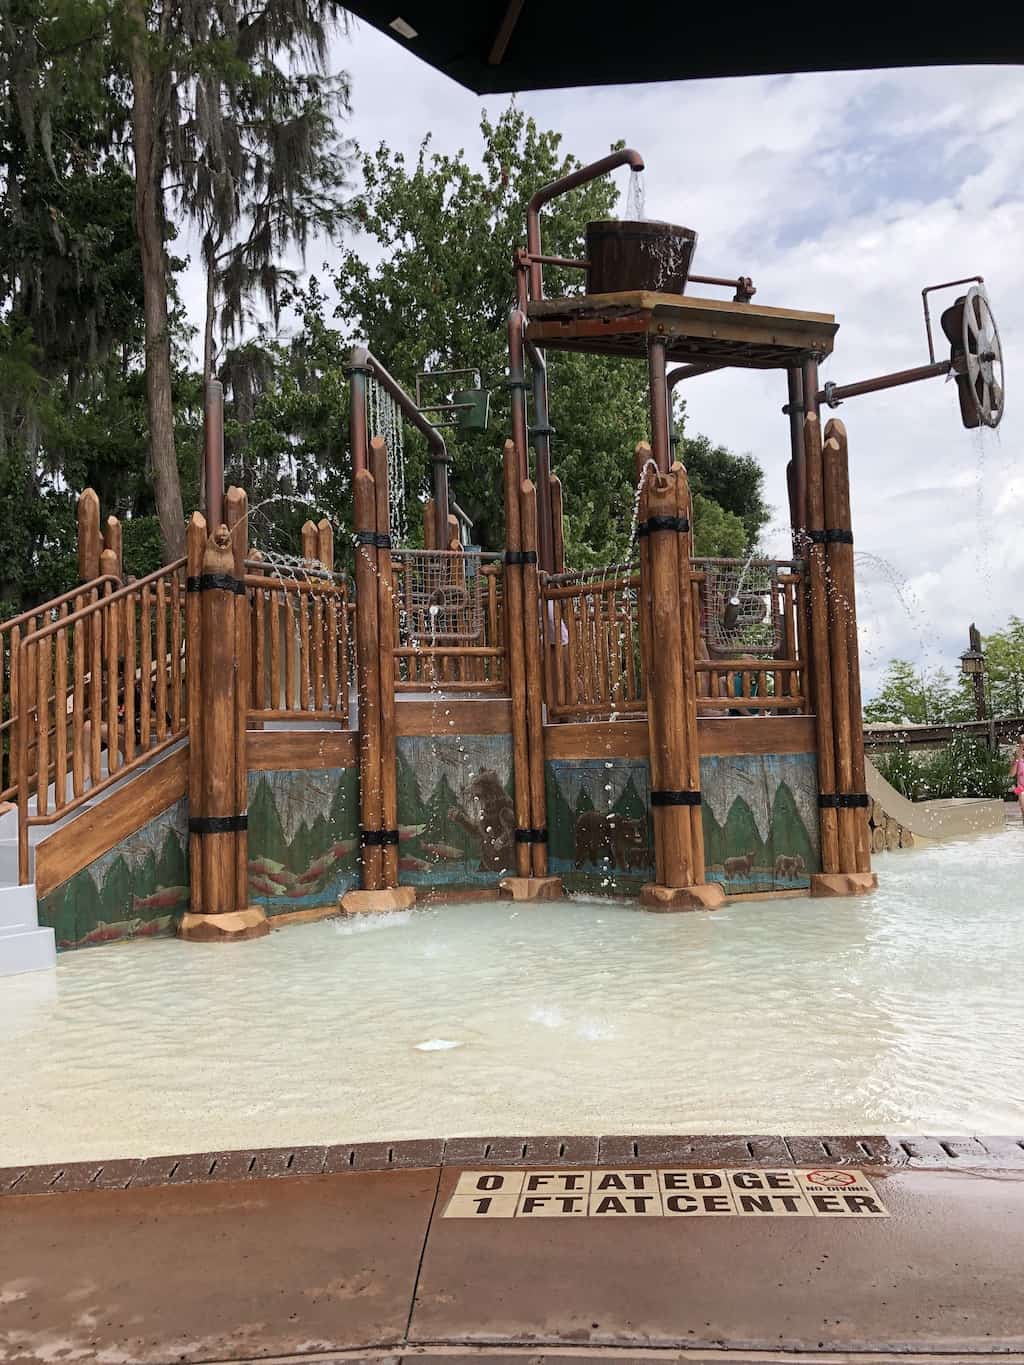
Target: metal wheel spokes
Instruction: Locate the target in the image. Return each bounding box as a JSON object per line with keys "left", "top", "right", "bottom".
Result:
{"left": 963, "top": 286, "right": 1005, "bottom": 428}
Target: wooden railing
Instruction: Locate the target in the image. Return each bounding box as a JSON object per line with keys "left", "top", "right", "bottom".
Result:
{"left": 392, "top": 552, "right": 506, "bottom": 693}
{"left": 541, "top": 566, "right": 644, "bottom": 721}
{"left": 1, "top": 576, "right": 121, "bottom": 803}
{"left": 15, "top": 561, "right": 187, "bottom": 881}
{"left": 692, "top": 560, "right": 808, "bottom": 714}
{"left": 247, "top": 570, "right": 351, "bottom": 722}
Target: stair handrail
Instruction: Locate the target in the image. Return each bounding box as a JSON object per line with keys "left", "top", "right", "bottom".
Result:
{"left": 14, "top": 560, "right": 187, "bottom": 883}
{"left": 1, "top": 575, "right": 121, "bottom": 802}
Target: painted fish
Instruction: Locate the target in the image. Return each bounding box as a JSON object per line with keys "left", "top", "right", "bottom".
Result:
{"left": 399, "top": 824, "right": 426, "bottom": 840}
{"left": 132, "top": 886, "right": 189, "bottom": 913}
{"left": 398, "top": 854, "right": 430, "bottom": 873}
{"left": 134, "top": 915, "right": 174, "bottom": 937}
{"left": 420, "top": 842, "right": 465, "bottom": 861}
{"left": 79, "top": 920, "right": 138, "bottom": 946}
{"left": 250, "top": 875, "right": 283, "bottom": 897}
{"left": 297, "top": 850, "right": 342, "bottom": 885}
{"left": 331, "top": 838, "right": 358, "bottom": 858}
{"left": 247, "top": 857, "right": 287, "bottom": 877}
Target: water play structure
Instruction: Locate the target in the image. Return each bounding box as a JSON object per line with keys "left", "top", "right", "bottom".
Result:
{"left": 0, "top": 149, "right": 1005, "bottom": 963}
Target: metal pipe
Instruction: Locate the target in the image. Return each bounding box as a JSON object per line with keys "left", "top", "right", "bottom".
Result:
{"left": 204, "top": 379, "right": 225, "bottom": 530}
{"left": 922, "top": 275, "right": 983, "bottom": 364}
{"left": 688, "top": 273, "right": 756, "bottom": 303}
{"left": 665, "top": 363, "right": 724, "bottom": 456}
{"left": 526, "top": 337, "right": 555, "bottom": 574}
{"left": 507, "top": 310, "right": 530, "bottom": 485}
{"left": 816, "top": 359, "right": 950, "bottom": 407}
{"left": 648, "top": 338, "right": 671, "bottom": 474}
{"left": 348, "top": 346, "right": 450, "bottom": 546}
{"left": 786, "top": 368, "right": 806, "bottom": 542}
{"left": 526, "top": 147, "right": 645, "bottom": 301}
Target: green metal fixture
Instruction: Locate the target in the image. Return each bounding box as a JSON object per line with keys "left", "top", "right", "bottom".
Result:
{"left": 416, "top": 368, "right": 490, "bottom": 433}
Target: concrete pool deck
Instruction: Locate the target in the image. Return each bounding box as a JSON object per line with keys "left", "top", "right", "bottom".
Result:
{"left": 2, "top": 1135, "right": 1024, "bottom": 1363}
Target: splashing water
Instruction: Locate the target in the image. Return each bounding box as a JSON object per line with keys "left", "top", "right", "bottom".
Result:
{"left": 625, "top": 168, "right": 646, "bottom": 221}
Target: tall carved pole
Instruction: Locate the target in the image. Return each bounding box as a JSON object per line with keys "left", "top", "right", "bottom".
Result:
{"left": 179, "top": 515, "right": 268, "bottom": 941}
{"left": 341, "top": 456, "right": 414, "bottom": 914}
{"left": 637, "top": 465, "right": 723, "bottom": 911}
{"left": 816, "top": 419, "right": 877, "bottom": 893}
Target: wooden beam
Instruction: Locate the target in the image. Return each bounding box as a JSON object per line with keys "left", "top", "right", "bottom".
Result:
{"left": 396, "top": 698, "right": 512, "bottom": 737}
{"left": 247, "top": 728, "right": 357, "bottom": 770}
{"left": 488, "top": 0, "right": 526, "bottom": 64}
{"left": 543, "top": 715, "right": 816, "bottom": 761}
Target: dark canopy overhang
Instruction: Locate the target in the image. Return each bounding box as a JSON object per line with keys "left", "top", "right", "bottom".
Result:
{"left": 346, "top": 3, "right": 1023, "bottom": 94}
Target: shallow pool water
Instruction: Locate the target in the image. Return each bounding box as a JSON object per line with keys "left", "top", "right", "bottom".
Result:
{"left": 3, "top": 830, "right": 1024, "bottom": 1164}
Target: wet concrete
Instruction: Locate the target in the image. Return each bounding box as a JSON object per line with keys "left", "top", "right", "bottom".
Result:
{"left": 2, "top": 1145, "right": 1024, "bottom": 1363}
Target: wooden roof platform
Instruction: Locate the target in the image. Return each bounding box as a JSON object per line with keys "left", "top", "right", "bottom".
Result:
{"left": 526, "top": 291, "right": 838, "bottom": 369}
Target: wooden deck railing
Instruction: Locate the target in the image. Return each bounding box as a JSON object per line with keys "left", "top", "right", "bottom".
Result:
{"left": 541, "top": 566, "right": 644, "bottom": 721}
{"left": 247, "top": 570, "right": 351, "bottom": 722}
{"left": 392, "top": 552, "right": 506, "bottom": 693}
{"left": 1, "top": 576, "right": 121, "bottom": 803}
{"left": 15, "top": 561, "right": 187, "bottom": 881}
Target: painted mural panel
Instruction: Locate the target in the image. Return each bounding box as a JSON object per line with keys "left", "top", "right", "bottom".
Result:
{"left": 701, "top": 752, "right": 820, "bottom": 893}
{"left": 546, "top": 758, "right": 656, "bottom": 894}
{"left": 247, "top": 767, "right": 359, "bottom": 912}
{"left": 395, "top": 734, "right": 515, "bottom": 886}
{"left": 38, "top": 800, "right": 189, "bottom": 951}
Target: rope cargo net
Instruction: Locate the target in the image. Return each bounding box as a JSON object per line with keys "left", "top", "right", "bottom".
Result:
{"left": 698, "top": 558, "right": 782, "bottom": 658}
{"left": 393, "top": 549, "right": 483, "bottom": 644}
{"left": 367, "top": 376, "right": 407, "bottom": 547}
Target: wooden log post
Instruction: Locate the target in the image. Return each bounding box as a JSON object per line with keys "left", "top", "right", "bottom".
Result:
{"left": 673, "top": 462, "right": 707, "bottom": 885}
{"left": 549, "top": 474, "right": 565, "bottom": 574}
{"left": 803, "top": 412, "right": 840, "bottom": 884}
{"left": 638, "top": 465, "right": 724, "bottom": 911}
{"left": 369, "top": 436, "right": 401, "bottom": 893}
{"left": 301, "top": 520, "right": 319, "bottom": 563}
{"left": 77, "top": 489, "right": 102, "bottom": 583}
{"left": 423, "top": 498, "right": 437, "bottom": 551}
{"left": 317, "top": 518, "right": 334, "bottom": 572}
{"left": 225, "top": 487, "right": 253, "bottom": 911}
{"left": 179, "top": 517, "right": 269, "bottom": 941}
{"left": 519, "top": 480, "right": 559, "bottom": 892}
{"left": 816, "top": 418, "right": 877, "bottom": 895}
{"left": 340, "top": 456, "right": 414, "bottom": 915}
{"left": 101, "top": 515, "right": 123, "bottom": 580}
{"left": 500, "top": 441, "right": 532, "bottom": 883}
{"left": 185, "top": 514, "right": 205, "bottom": 914}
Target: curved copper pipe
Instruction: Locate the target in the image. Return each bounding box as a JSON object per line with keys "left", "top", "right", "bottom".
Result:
{"left": 526, "top": 148, "right": 645, "bottom": 301}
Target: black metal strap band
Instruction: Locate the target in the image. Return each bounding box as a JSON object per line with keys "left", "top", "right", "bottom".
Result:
{"left": 651, "top": 790, "right": 702, "bottom": 806}
{"left": 354, "top": 531, "right": 392, "bottom": 549}
{"left": 189, "top": 814, "right": 248, "bottom": 834}
{"left": 808, "top": 528, "right": 854, "bottom": 545}
{"left": 638, "top": 515, "right": 690, "bottom": 537}
{"left": 514, "top": 827, "right": 548, "bottom": 843}
{"left": 818, "top": 793, "right": 869, "bottom": 809}
{"left": 504, "top": 375, "right": 529, "bottom": 392}
{"left": 186, "top": 573, "right": 245, "bottom": 594}
{"left": 529, "top": 424, "right": 556, "bottom": 438}
{"left": 504, "top": 550, "right": 538, "bottom": 566}
{"left": 359, "top": 828, "right": 400, "bottom": 847}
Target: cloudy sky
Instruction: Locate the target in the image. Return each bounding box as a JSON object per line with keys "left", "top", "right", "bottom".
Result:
{"left": 180, "top": 24, "right": 1022, "bottom": 697}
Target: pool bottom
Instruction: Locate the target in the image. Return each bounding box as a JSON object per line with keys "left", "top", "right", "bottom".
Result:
{"left": 3, "top": 830, "right": 1024, "bottom": 1166}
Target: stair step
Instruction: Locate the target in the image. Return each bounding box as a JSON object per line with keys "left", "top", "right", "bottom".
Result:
{"left": 0, "top": 883, "right": 42, "bottom": 932}
{"left": 0, "top": 926, "right": 55, "bottom": 977}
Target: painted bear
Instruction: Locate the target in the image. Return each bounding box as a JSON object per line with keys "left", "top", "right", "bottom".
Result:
{"left": 573, "top": 810, "right": 645, "bottom": 870}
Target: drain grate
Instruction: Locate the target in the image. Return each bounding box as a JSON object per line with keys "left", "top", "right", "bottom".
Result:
{"left": 3, "top": 1134, "right": 1023, "bottom": 1197}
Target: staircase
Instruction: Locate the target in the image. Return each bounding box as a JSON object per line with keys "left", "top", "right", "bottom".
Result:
{"left": 0, "top": 882, "right": 54, "bottom": 977}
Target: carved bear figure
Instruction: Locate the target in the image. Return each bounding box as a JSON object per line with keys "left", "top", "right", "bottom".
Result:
{"left": 448, "top": 768, "right": 515, "bottom": 871}
{"left": 574, "top": 810, "right": 645, "bottom": 870}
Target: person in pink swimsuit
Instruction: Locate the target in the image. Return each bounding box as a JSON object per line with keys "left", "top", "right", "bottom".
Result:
{"left": 1011, "top": 738, "right": 1024, "bottom": 817}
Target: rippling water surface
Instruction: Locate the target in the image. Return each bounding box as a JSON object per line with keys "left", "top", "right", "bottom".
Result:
{"left": 3, "top": 832, "right": 1023, "bottom": 1163}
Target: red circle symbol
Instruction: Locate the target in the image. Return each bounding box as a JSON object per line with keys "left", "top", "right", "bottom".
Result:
{"left": 805, "top": 1169, "right": 857, "bottom": 1187}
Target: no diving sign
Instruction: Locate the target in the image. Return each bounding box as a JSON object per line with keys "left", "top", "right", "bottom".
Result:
{"left": 443, "top": 1168, "right": 889, "bottom": 1219}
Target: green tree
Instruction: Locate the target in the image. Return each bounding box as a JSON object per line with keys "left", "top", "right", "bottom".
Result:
{"left": 863, "top": 659, "right": 971, "bottom": 726}
{"left": 155, "top": 827, "right": 187, "bottom": 888}
{"left": 983, "top": 617, "right": 1024, "bottom": 718}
